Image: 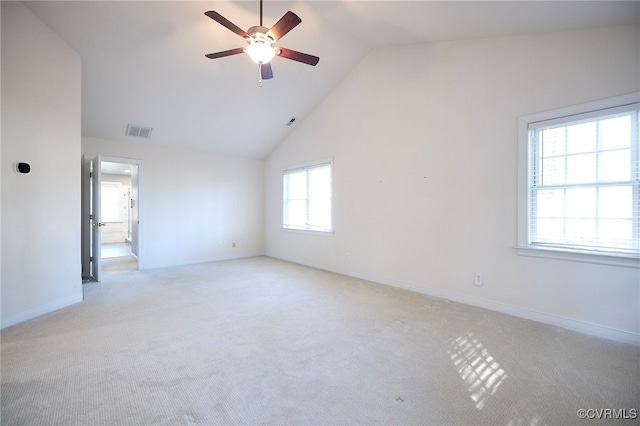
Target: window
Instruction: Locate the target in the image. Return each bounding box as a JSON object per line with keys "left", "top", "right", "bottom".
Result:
{"left": 101, "top": 182, "right": 122, "bottom": 223}
{"left": 518, "top": 93, "right": 639, "bottom": 267}
{"left": 283, "top": 161, "right": 332, "bottom": 233}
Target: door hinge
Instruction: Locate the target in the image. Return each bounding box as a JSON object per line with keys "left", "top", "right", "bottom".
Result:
{"left": 89, "top": 214, "right": 93, "bottom": 220}
{"left": 90, "top": 256, "right": 94, "bottom": 262}
{"left": 90, "top": 172, "right": 94, "bottom": 178}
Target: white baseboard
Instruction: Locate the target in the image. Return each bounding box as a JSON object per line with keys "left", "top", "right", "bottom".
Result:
{"left": 269, "top": 255, "right": 640, "bottom": 346}
{"left": 1, "top": 293, "right": 84, "bottom": 330}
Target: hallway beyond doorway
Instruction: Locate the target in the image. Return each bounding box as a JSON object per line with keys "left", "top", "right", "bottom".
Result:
{"left": 102, "top": 242, "right": 131, "bottom": 259}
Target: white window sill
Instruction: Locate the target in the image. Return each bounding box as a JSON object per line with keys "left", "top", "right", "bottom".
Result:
{"left": 517, "top": 246, "right": 640, "bottom": 268}
{"left": 282, "top": 227, "right": 334, "bottom": 237}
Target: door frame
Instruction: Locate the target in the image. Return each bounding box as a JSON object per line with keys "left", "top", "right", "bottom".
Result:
{"left": 82, "top": 155, "right": 144, "bottom": 280}
{"left": 101, "top": 155, "right": 144, "bottom": 270}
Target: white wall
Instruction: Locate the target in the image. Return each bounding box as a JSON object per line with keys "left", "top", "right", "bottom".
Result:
{"left": 265, "top": 25, "right": 640, "bottom": 344}
{"left": 83, "top": 137, "right": 264, "bottom": 269}
{"left": 1, "top": 2, "right": 83, "bottom": 327}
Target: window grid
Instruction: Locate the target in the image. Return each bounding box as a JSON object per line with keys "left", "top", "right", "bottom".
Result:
{"left": 283, "top": 162, "right": 332, "bottom": 233}
{"left": 529, "top": 108, "right": 639, "bottom": 255}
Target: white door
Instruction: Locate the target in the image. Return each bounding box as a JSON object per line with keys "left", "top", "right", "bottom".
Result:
{"left": 81, "top": 156, "right": 92, "bottom": 280}
{"left": 130, "top": 164, "right": 139, "bottom": 258}
{"left": 82, "top": 155, "right": 104, "bottom": 281}
{"left": 91, "top": 155, "right": 104, "bottom": 281}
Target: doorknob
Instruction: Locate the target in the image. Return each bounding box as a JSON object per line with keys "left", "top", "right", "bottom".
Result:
{"left": 92, "top": 222, "right": 106, "bottom": 228}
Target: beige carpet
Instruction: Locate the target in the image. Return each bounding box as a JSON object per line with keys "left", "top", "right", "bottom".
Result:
{"left": 102, "top": 255, "right": 139, "bottom": 273}
{"left": 2, "top": 256, "right": 638, "bottom": 425}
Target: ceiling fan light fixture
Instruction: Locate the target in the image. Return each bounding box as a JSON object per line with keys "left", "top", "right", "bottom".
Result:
{"left": 246, "top": 40, "right": 275, "bottom": 64}
{"left": 245, "top": 29, "right": 276, "bottom": 64}
{"left": 204, "top": 6, "right": 319, "bottom": 81}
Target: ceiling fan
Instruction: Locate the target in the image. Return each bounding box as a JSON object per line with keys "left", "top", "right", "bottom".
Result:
{"left": 204, "top": 0, "right": 319, "bottom": 85}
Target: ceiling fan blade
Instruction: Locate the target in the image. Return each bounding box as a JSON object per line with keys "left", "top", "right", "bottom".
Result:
{"left": 205, "top": 47, "right": 245, "bottom": 60}
{"left": 205, "top": 11, "right": 249, "bottom": 38}
{"left": 266, "top": 11, "right": 301, "bottom": 41}
{"left": 276, "top": 47, "right": 319, "bottom": 66}
{"left": 261, "top": 62, "right": 274, "bottom": 80}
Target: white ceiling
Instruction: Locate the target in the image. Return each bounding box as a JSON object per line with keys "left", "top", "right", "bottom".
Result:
{"left": 101, "top": 161, "right": 133, "bottom": 175}
{"left": 25, "top": 1, "right": 640, "bottom": 159}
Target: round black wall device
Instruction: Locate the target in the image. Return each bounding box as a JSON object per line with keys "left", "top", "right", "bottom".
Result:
{"left": 15, "top": 162, "right": 31, "bottom": 175}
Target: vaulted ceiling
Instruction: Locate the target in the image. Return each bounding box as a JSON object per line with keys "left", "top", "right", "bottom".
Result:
{"left": 25, "top": 1, "right": 640, "bottom": 159}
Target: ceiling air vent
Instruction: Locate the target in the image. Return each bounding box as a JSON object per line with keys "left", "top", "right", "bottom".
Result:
{"left": 126, "top": 124, "right": 152, "bottom": 139}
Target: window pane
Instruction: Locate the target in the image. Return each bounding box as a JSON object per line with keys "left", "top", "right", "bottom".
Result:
{"left": 101, "top": 184, "right": 121, "bottom": 222}
{"left": 308, "top": 199, "right": 332, "bottom": 231}
{"left": 541, "top": 127, "right": 565, "bottom": 156}
{"left": 599, "top": 219, "right": 633, "bottom": 250}
{"left": 536, "top": 189, "right": 564, "bottom": 218}
{"left": 566, "top": 187, "right": 596, "bottom": 218}
{"left": 600, "top": 115, "right": 631, "bottom": 150}
{"left": 285, "top": 171, "right": 307, "bottom": 199}
{"left": 598, "top": 150, "right": 630, "bottom": 182}
{"left": 599, "top": 186, "right": 632, "bottom": 219}
{"left": 566, "top": 153, "right": 596, "bottom": 184}
{"left": 565, "top": 218, "right": 597, "bottom": 246}
{"left": 541, "top": 157, "right": 565, "bottom": 185}
{"left": 567, "top": 121, "right": 596, "bottom": 154}
{"left": 285, "top": 200, "right": 306, "bottom": 228}
{"left": 534, "top": 218, "right": 564, "bottom": 244}
{"left": 308, "top": 166, "right": 331, "bottom": 199}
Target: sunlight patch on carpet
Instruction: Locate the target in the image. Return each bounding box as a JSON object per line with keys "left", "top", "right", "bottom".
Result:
{"left": 448, "top": 332, "right": 507, "bottom": 410}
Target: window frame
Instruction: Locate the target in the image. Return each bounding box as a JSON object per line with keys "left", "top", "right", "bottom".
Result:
{"left": 282, "top": 159, "right": 334, "bottom": 235}
{"left": 517, "top": 92, "right": 640, "bottom": 268}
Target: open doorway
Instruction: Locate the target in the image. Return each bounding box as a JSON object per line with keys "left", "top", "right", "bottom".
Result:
{"left": 101, "top": 161, "right": 137, "bottom": 270}
{"left": 82, "top": 155, "right": 142, "bottom": 281}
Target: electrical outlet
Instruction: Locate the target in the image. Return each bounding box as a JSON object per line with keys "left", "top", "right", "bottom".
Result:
{"left": 474, "top": 273, "right": 483, "bottom": 286}
{"left": 345, "top": 253, "right": 350, "bottom": 261}
{"left": 232, "top": 242, "right": 236, "bottom": 248}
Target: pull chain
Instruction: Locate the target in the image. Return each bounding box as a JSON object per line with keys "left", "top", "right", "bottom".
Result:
{"left": 258, "top": 63, "right": 263, "bottom": 87}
